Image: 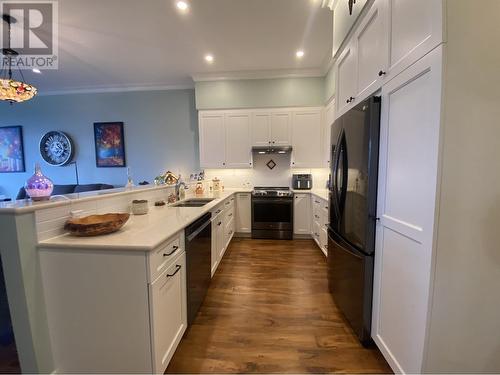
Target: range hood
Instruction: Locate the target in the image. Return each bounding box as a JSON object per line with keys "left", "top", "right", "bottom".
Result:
{"left": 252, "top": 146, "right": 292, "bottom": 155}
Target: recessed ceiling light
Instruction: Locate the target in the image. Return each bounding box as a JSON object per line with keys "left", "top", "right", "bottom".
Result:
{"left": 204, "top": 54, "right": 214, "bottom": 63}
{"left": 32, "top": 68, "right": 41, "bottom": 74}
{"left": 176, "top": 1, "right": 189, "bottom": 11}
{"left": 296, "top": 50, "right": 305, "bottom": 59}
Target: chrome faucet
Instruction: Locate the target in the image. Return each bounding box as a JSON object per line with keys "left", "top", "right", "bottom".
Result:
{"left": 175, "top": 180, "right": 188, "bottom": 200}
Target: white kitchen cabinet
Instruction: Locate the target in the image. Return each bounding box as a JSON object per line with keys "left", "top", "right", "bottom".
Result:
{"left": 199, "top": 113, "right": 226, "bottom": 168}
{"left": 235, "top": 193, "right": 251, "bottom": 233}
{"left": 372, "top": 46, "right": 443, "bottom": 374}
{"left": 39, "top": 231, "right": 187, "bottom": 373}
{"left": 324, "top": 99, "right": 335, "bottom": 167}
{"left": 251, "top": 112, "right": 271, "bottom": 146}
{"left": 332, "top": 0, "right": 369, "bottom": 57}
{"left": 291, "top": 110, "right": 323, "bottom": 168}
{"left": 311, "top": 195, "right": 329, "bottom": 257}
{"left": 270, "top": 112, "right": 291, "bottom": 146}
{"left": 336, "top": 41, "right": 358, "bottom": 115}
{"left": 293, "top": 193, "right": 311, "bottom": 235}
{"left": 149, "top": 252, "right": 187, "bottom": 373}
{"left": 225, "top": 113, "right": 252, "bottom": 168}
{"left": 211, "top": 206, "right": 224, "bottom": 276}
{"left": 355, "top": 0, "right": 388, "bottom": 100}
{"left": 387, "top": 0, "right": 444, "bottom": 82}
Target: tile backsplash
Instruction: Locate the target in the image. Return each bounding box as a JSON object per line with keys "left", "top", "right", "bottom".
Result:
{"left": 205, "top": 154, "right": 330, "bottom": 190}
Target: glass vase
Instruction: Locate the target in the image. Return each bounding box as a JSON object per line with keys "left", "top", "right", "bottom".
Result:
{"left": 25, "top": 163, "right": 54, "bottom": 201}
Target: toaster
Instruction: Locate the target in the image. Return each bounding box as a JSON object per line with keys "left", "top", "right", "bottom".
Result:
{"left": 292, "top": 174, "right": 312, "bottom": 190}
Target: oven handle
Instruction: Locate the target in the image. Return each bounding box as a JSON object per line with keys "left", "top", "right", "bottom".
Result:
{"left": 252, "top": 198, "right": 293, "bottom": 204}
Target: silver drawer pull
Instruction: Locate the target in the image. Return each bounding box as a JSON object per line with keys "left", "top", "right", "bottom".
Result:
{"left": 315, "top": 215, "right": 320, "bottom": 219}
{"left": 163, "top": 245, "right": 179, "bottom": 257}
{"left": 229, "top": 213, "right": 233, "bottom": 217}
{"left": 218, "top": 221, "right": 222, "bottom": 226}
{"left": 216, "top": 209, "right": 222, "bottom": 214}
{"left": 166, "top": 265, "right": 181, "bottom": 278}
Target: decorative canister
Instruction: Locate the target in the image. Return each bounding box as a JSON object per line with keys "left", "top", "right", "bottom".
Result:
{"left": 212, "top": 177, "right": 221, "bottom": 192}
{"left": 131, "top": 200, "right": 149, "bottom": 215}
{"left": 25, "top": 163, "right": 54, "bottom": 201}
{"left": 195, "top": 182, "right": 204, "bottom": 195}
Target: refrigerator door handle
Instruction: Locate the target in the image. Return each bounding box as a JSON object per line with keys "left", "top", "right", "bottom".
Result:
{"left": 331, "top": 131, "right": 343, "bottom": 220}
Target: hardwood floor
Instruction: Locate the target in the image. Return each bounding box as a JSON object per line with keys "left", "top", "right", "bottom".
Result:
{"left": 167, "top": 239, "right": 391, "bottom": 374}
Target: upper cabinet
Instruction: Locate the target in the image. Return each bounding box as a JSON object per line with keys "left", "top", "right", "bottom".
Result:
{"left": 225, "top": 113, "right": 252, "bottom": 168}
{"left": 251, "top": 112, "right": 271, "bottom": 146}
{"left": 355, "top": 0, "right": 388, "bottom": 98}
{"left": 334, "top": 0, "right": 444, "bottom": 119}
{"left": 388, "top": 0, "right": 444, "bottom": 80}
{"left": 336, "top": 41, "right": 358, "bottom": 114}
{"left": 270, "top": 112, "right": 291, "bottom": 146}
{"left": 199, "top": 112, "right": 252, "bottom": 169}
{"left": 291, "top": 109, "right": 323, "bottom": 168}
{"left": 251, "top": 111, "right": 291, "bottom": 147}
{"left": 200, "top": 108, "right": 325, "bottom": 169}
{"left": 332, "top": 0, "right": 369, "bottom": 57}
{"left": 199, "top": 113, "right": 226, "bottom": 168}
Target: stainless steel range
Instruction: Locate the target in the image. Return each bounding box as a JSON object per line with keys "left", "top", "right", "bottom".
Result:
{"left": 251, "top": 187, "right": 294, "bottom": 240}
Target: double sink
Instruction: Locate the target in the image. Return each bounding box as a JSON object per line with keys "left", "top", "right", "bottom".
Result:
{"left": 171, "top": 198, "right": 215, "bottom": 208}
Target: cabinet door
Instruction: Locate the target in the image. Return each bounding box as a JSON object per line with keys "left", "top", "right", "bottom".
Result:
{"left": 211, "top": 215, "right": 223, "bottom": 277}
{"left": 217, "top": 220, "right": 225, "bottom": 263}
{"left": 332, "top": 0, "right": 369, "bottom": 57}
{"left": 235, "top": 193, "right": 251, "bottom": 233}
{"left": 336, "top": 42, "right": 358, "bottom": 115}
{"left": 293, "top": 194, "right": 311, "bottom": 235}
{"left": 270, "top": 112, "right": 291, "bottom": 146}
{"left": 387, "top": 0, "right": 443, "bottom": 81}
{"left": 150, "top": 253, "right": 187, "bottom": 374}
{"left": 251, "top": 112, "right": 271, "bottom": 146}
{"left": 355, "top": 0, "right": 388, "bottom": 100}
{"left": 291, "top": 110, "right": 323, "bottom": 168}
{"left": 199, "top": 113, "right": 226, "bottom": 168}
{"left": 225, "top": 113, "right": 252, "bottom": 168}
{"left": 324, "top": 99, "right": 335, "bottom": 167}
{"left": 372, "top": 46, "right": 443, "bottom": 374}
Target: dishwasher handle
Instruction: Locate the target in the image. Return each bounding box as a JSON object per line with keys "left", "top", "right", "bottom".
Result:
{"left": 186, "top": 218, "right": 211, "bottom": 242}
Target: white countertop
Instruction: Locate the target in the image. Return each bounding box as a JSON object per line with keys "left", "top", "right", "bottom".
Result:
{"left": 38, "top": 189, "right": 252, "bottom": 252}
{"left": 292, "top": 189, "right": 329, "bottom": 201}
{"left": 0, "top": 185, "right": 173, "bottom": 215}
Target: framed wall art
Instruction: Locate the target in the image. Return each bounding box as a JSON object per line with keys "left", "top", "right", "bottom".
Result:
{"left": 93, "top": 122, "right": 126, "bottom": 168}
{"left": 0, "top": 126, "right": 25, "bottom": 173}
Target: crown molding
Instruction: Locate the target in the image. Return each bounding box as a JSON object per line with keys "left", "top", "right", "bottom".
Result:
{"left": 38, "top": 83, "right": 195, "bottom": 96}
{"left": 191, "top": 68, "right": 324, "bottom": 82}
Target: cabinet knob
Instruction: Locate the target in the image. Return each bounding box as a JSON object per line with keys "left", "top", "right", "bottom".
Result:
{"left": 222, "top": 162, "right": 226, "bottom": 166}
{"left": 378, "top": 70, "right": 387, "bottom": 77}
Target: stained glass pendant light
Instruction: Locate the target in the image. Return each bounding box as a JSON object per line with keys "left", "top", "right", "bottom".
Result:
{"left": 0, "top": 14, "right": 37, "bottom": 103}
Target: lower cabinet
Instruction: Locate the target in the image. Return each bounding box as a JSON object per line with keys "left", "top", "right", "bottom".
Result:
{"left": 39, "top": 231, "right": 187, "bottom": 374}
{"left": 211, "top": 195, "right": 237, "bottom": 277}
{"left": 293, "top": 193, "right": 311, "bottom": 234}
{"left": 235, "top": 193, "right": 251, "bottom": 233}
{"left": 311, "top": 195, "right": 329, "bottom": 256}
{"left": 149, "top": 253, "right": 187, "bottom": 373}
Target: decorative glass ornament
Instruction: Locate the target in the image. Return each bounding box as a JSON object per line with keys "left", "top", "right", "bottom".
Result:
{"left": 25, "top": 163, "right": 54, "bottom": 201}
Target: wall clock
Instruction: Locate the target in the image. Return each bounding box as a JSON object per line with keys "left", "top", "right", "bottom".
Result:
{"left": 39, "top": 131, "right": 75, "bottom": 166}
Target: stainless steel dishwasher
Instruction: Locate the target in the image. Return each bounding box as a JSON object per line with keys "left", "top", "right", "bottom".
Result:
{"left": 185, "top": 212, "right": 212, "bottom": 325}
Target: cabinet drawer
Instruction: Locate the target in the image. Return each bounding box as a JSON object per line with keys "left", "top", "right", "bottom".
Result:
{"left": 225, "top": 218, "right": 235, "bottom": 240}
{"left": 148, "top": 232, "right": 182, "bottom": 283}
{"left": 224, "top": 206, "right": 235, "bottom": 225}
{"left": 312, "top": 221, "right": 321, "bottom": 243}
{"left": 223, "top": 196, "right": 235, "bottom": 210}
{"left": 211, "top": 204, "right": 224, "bottom": 218}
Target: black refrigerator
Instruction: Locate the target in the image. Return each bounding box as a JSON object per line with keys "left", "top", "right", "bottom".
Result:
{"left": 328, "top": 96, "right": 381, "bottom": 345}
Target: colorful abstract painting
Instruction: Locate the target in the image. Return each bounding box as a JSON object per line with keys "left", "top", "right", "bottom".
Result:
{"left": 0, "top": 126, "right": 25, "bottom": 173}
{"left": 94, "top": 122, "right": 126, "bottom": 167}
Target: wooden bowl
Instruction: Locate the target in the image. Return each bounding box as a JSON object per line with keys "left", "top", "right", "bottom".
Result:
{"left": 64, "top": 213, "right": 130, "bottom": 237}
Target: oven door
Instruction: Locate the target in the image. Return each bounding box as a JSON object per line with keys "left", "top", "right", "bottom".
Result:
{"left": 251, "top": 197, "right": 293, "bottom": 231}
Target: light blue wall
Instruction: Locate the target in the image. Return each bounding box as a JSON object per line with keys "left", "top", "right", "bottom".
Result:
{"left": 195, "top": 77, "right": 325, "bottom": 110}
{"left": 0, "top": 89, "right": 199, "bottom": 199}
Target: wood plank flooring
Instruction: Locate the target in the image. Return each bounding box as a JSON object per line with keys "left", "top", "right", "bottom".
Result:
{"left": 166, "top": 239, "right": 391, "bottom": 374}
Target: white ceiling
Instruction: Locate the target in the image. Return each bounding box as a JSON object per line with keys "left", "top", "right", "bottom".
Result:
{"left": 13, "top": 0, "right": 333, "bottom": 93}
